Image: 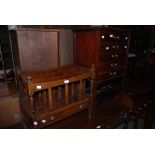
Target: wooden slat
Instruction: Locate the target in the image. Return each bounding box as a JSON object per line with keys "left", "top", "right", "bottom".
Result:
{"left": 79, "top": 80, "right": 83, "bottom": 100}
{"left": 48, "top": 88, "right": 53, "bottom": 109}
{"left": 71, "top": 83, "right": 75, "bottom": 96}
{"left": 43, "top": 90, "right": 47, "bottom": 104}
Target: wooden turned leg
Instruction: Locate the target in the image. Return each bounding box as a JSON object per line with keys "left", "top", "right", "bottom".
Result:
{"left": 65, "top": 84, "right": 69, "bottom": 104}
{"left": 30, "top": 96, "right": 35, "bottom": 113}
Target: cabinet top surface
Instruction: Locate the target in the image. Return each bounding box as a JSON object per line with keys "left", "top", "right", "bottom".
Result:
{"left": 18, "top": 65, "right": 92, "bottom": 84}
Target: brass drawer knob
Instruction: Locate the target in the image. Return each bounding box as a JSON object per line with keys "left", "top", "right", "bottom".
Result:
{"left": 106, "top": 47, "right": 109, "bottom": 50}
{"left": 110, "top": 64, "right": 114, "bottom": 67}
{"left": 96, "top": 125, "right": 102, "bottom": 129}
{"left": 109, "top": 34, "right": 113, "bottom": 38}
{"left": 51, "top": 116, "right": 55, "bottom": 120}
{"left": 41, "top": 120, "right": 46, "bottom": 124}
{"left": 33, "top": 121, "right": 38, "bottom": 126}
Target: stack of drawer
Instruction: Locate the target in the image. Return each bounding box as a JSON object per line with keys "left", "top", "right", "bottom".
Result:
{"left": 74, "top": 27, "right": 130, "bottom": 84}
{"left": 97, "top": 29, "right": 130, "bottom": 83}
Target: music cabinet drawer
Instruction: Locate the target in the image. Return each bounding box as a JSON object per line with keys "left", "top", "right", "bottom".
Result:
{"left": 32, "top": 99, "right": 90, "bottom": 128}
{"left": 99, "top": 51, "right": 127, "bottom": 63}
{"left": 97, "top": 68, "right": 126, "bottom": 82}
{"left": 100, "top": 43, "right": 128, "bottom": 52}
{"left": 97, "top": 62, "right": 126, "bottom": 71}
{"left": 100, "top": 31, "right": 129, "bottom": 43}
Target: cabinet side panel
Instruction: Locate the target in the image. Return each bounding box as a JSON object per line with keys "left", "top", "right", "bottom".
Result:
{"left": 74, "top": 31, "right": 97, "bottom": 68}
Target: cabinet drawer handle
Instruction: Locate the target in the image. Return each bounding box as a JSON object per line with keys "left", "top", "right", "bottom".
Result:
{"left": 101, "top": 35, "right": 105, "bottom": 39}
{"left": 124, "top": 45, "right": 127, "bottom": 49}
{"left": 113, "top": 72, "right": 116, "bottom": 75}
{"left": 114, "top": 63, "right": 117, "bottom": 66}
{"left": 51, "top": 116, "right": 55, "bottom": 120}
{"left": 109, "top": 34, "right": 113, "bottom": 38}
{"left": 125, "top": 37, "right": 128, "bottom": 40}
{"left": 110, "top": 64, "right": 114, "bottom": 67}
{"left": 106, "top": 47, "right": 109, "bottom": 50}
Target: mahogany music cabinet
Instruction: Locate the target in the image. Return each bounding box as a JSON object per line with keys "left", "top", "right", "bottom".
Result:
{"left": 18, "top": 65, "right": 95, "bottom": 128}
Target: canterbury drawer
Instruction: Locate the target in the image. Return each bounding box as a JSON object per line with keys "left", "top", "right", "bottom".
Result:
{"left": 97, "top": 68, "right": 126, "bottom": 82}
{"left": 99, "top": 43, "right": 128, "bottom": 52}
{"left": 99, "top": 30, "right": 129, "bottom": 43}
{"left": 98, "top": 51, "right": 127, "bottom": 63}
{"left": 31, "top": 99, "right": 90, "bottom": 128}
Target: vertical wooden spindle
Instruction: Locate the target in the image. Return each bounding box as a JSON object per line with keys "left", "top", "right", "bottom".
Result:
{"left": 83, "top": 80, "right": 86, "bottom": 97}
{"left": 65, "top": 83, "right": 69, "bottom": 104}
{"left": 71, "top": 83, "right": 75, "bottom": 96}
{"left": 48, "top": 88, "right": 53, "bottom": 109}
{"left": 79, "top": 80, "right": 83, "bottom": 100}
{"left": 43, "top": 90, "right": 47, "bottom": 104}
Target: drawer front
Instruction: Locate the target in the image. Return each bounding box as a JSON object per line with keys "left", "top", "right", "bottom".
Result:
{"left": 32, "top": 99, "right": 90, "bottom": 128}
{"left": 100, "top": 43, "right": 128, "bottom": 52}
{"left": 98, "top": 51, "right": 127, "bottom": 63}
{"left": 97, "top": 68, "right": 126, "bottom": 83}
{"left": 99, "top": 31, "right": 129, "bottom": 43}
{"left": 97, "top": 61, "right": 126, "bottom": 72}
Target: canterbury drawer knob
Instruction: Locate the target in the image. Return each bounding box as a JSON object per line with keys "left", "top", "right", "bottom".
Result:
{"left": 116, "top": 45, "right": 119, "bottom": 49}
{"left": 110, "top": 72, "right": 113, "bottom": 76}
{"left": 101, "top": 35, "right": 105, "bottom": 39}
{"left": 111, "top": 55, "right": 114, "bottom": 58}
{"left": 113, "top": 72, "right": 116, "bottom": 75}
{"left": 33, "top": 121, "right": 38, "bottom": 126}
{"left": 106, "top": 47, "right": 109, "bottom": 50}
{"left": 117, "top": 36, "right": 120, "bottom": 39}
{"left": 80, "top": 104, "right": 84, "bottom": 109}
{"left": 125, "top": 37, "right": 128, "bottom": 40}
{"left": 110, "top": 64, "right": 114, "bottom": 67}
{"left": 41, "top": 120, "right": 46, "bottom": 124}
{"left": 96, "top": 125, "right": 102, "bottom": 129}
{"left": 51, "top": 116, "right": 55, "bottom": 120}
{"left": 114, "top": 63, "right": 118, "bottom": 66}
{"left": 115, "top": 54, "right": 118, "bottom": 58}
{"left": 112, "top": 46, "right": 115, "bottom": 49}
{"left": 124, "top": 45, "right": 127, "bottom": 49}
